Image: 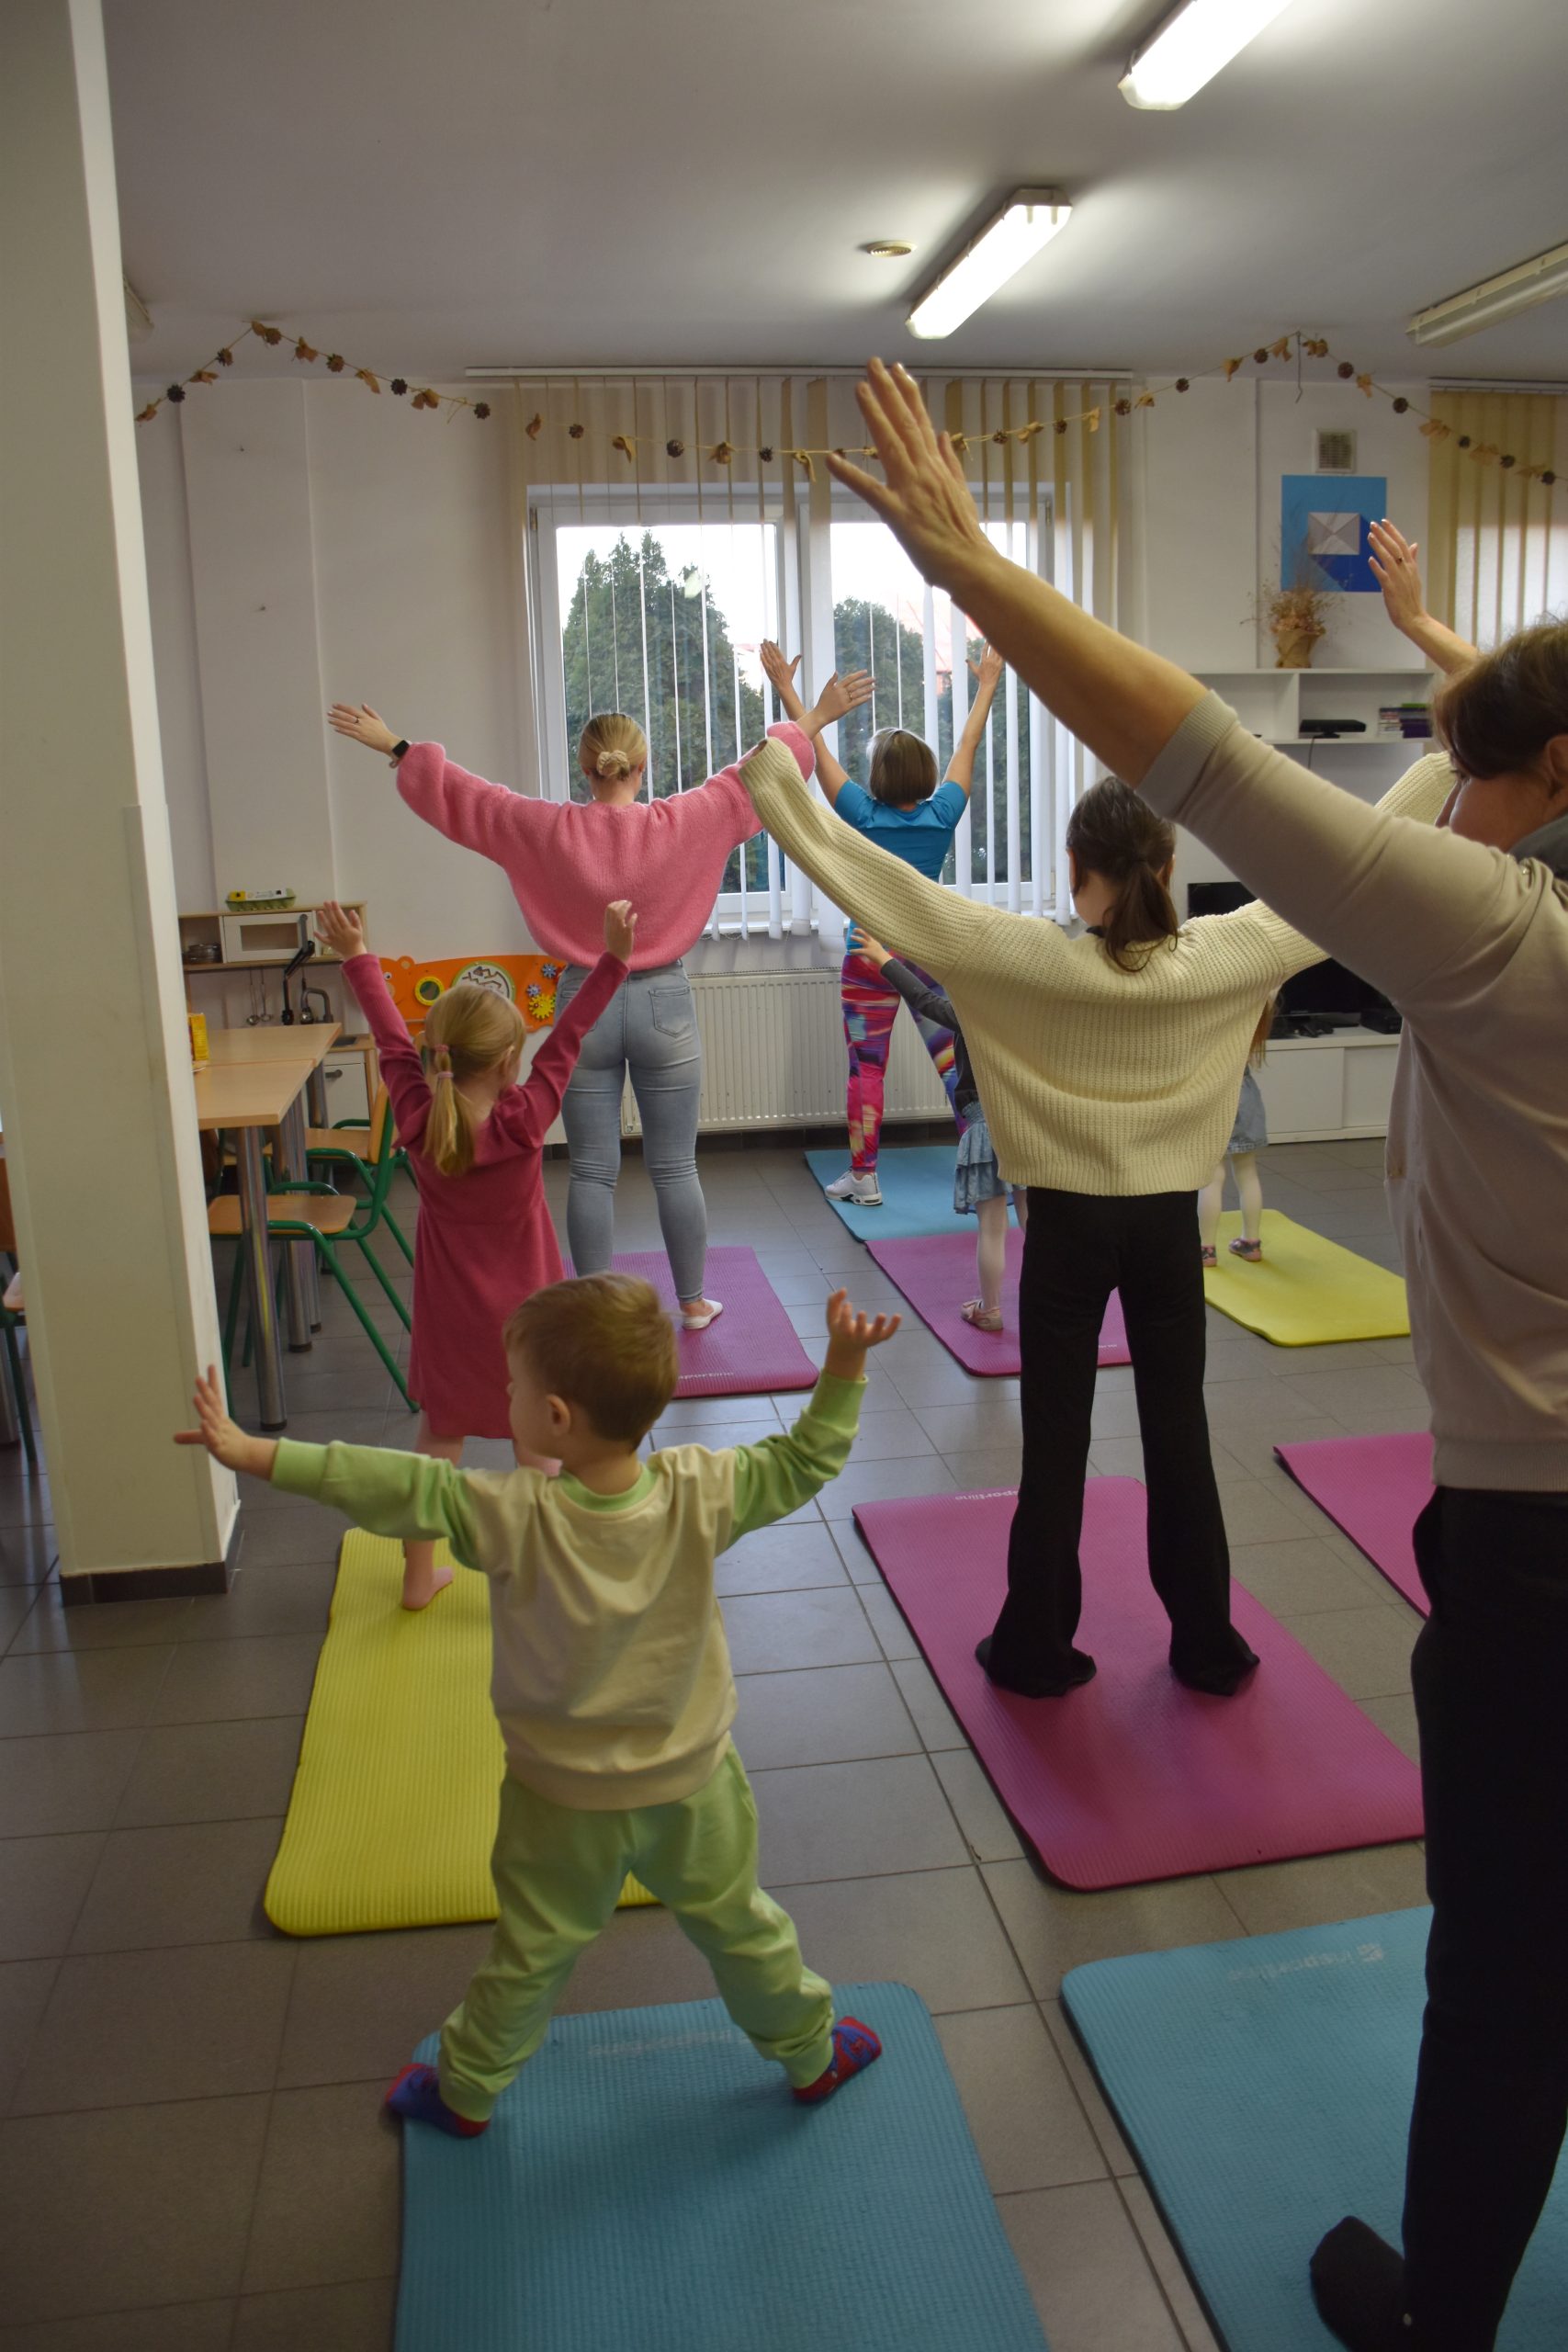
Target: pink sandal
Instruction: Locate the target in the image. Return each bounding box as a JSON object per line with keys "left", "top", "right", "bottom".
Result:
{"left": 1228, "top": 1236, "right": 1263, "bottom": 1263}
{"left": 961, "top": 1299, "right": 1004, "bottom": 1334}
{"left": 1201, "top": 1245, "right": 1217, "bottom": 1268}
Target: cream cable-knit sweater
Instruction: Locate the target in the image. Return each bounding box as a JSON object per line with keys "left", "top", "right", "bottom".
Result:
{"left": 742, "top": 731, "right": 1452, "bottom": 1195}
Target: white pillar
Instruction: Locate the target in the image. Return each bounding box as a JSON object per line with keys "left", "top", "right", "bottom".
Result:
{"left": 0, "top": 0, "right": 237, "bottom": 1594}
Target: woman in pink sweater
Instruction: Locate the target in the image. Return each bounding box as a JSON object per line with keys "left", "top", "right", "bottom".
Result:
{"left": 328, "top": 701, "right": 823, "bottom": 1324}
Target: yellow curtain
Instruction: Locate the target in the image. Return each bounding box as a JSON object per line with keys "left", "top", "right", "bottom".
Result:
{"left": 1427, "top": 392, "right": 1568, "bottom": 646}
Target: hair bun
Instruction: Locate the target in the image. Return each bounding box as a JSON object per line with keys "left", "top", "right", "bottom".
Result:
{"left": 596, "top": 749, "right": 631, "bottom": 779}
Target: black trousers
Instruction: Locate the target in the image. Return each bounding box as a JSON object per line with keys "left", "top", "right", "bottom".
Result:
{"left": 1403, "top": 1487, "right": 1568, "bottom": 2350}
{"left": 988, "top": 1186, "right": 1245, "bottom": 1682}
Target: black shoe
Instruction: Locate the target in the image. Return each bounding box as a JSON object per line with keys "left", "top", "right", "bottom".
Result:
{"left": 1170, "top": 1636, "right": 1260, "bottom": 1697}
{"left": 975, "top": 1634, "right": 1097, "bottom": 1698}
{"left": 1310, "top": 2216, "right": 1413, "bottom": 2350}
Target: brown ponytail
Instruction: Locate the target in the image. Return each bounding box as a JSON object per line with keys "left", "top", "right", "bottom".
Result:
{"left": 1065, "top": 777, "right": 1179, "bottom": 973}
{"left": 420, "top": 984, "right": 529, "bottom": 1177}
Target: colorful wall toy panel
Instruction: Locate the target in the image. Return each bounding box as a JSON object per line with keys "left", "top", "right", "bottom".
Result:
{"left": 378, "top": 954, "right": 562, "bottom": 1031}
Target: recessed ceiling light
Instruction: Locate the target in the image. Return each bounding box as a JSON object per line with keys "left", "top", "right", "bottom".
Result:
{"left": 906, "top": 190, "right": 1072, "bottom": 340}
{"left": 1408, "top": 241, "right": 1568, "bottom": 346}
{"left": 1120, "top": 0, "right": 1300, "bottom": 111}
{"left": 863, "top": 241, "right": 914, "bottom": 259}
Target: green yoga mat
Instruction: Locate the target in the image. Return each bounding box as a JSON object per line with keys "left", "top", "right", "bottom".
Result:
{"left": 265, "top": 1533, "right": 651, "bottom": 1933}
{"left": 395, "top": 1982, "right": 1048, "bottom": 2352}
{"left": 1203, "top": 1210, "right": 1409, "bottom": 1344}
{"left": 806, "top": 1144, "right": 995, "bottom": 1242}
{"left": 1064, "top": 1908, "right": 1568, "bottom": 2350}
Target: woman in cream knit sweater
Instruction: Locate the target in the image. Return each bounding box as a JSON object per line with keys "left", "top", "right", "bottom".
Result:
{"left": 759, "top": 360, "right": 1568, "bottom": 2352}
{"left": 744, "top": 687, "right": 1449, "bottom": 1705}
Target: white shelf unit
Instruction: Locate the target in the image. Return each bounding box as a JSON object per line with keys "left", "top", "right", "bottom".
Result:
{"left": 1199, "top": 665, "right": 1436, "bottom": 752}
{"left": 1255, "top": 1030, "right": 1400, "bottom": 1145}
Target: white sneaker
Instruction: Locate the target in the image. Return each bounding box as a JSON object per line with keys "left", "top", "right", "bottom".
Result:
{"left": 681, "top": 1298, "right": 724, "bottom": 1332}
{"left": 824, "top": 1169, "right": 883, "bottom": 1207}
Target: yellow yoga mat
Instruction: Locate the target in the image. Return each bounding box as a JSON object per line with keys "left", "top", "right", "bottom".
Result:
{"left": 265, "top": 1532, "right": 654, "bottom": 1934}
{"left": 1203, "top": 1210, "right": 1409, "bottom": 1346}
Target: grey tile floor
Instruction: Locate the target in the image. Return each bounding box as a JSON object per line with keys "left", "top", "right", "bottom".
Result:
{"left": 0, "top": 1136, "right": 1431, "bottom": 2349}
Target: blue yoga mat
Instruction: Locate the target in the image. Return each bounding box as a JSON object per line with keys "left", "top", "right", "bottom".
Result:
{"left": 806, "top": 1145, "right": 983, "bottom": 1242}
{"left": 1063, "top": 1908, "right": 1568, "bottom": 2351}
{"left": 396, "top": 1981, "right": 1047, "bottom": 2352}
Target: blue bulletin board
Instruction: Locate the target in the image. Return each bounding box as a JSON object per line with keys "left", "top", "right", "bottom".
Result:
{"left": 1280, "top": 474, "right": 1387, "bottom": 594}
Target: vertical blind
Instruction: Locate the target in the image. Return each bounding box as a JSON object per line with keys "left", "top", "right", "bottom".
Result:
{"left": 1427, "top": 391, "right": 1568, "bottom": 648}
{"left": 513, "top": 373, "right": 1137, "bottom": 939}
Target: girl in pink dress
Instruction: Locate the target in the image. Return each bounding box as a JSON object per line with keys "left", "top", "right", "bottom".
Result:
{"left": 314, "top": 899, "right": 632, "bottom": 1608}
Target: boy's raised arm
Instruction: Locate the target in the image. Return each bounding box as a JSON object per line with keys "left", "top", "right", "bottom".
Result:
{"left": 726, "top": 1292, "right": 900, "bottom": 1539}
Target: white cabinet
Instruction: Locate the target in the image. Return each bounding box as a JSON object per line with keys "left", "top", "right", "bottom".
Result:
{"left": 1255, "top": 1032, "right": 1398, "bottom": 1143}
{"left": 321, "top": 1049, "right": 371, "bottom": 1125}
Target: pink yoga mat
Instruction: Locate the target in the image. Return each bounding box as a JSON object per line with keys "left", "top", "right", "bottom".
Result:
{"left": 611, "top": 1246, "right": 816, "bottom": 1398}
{"left": 853, "top": 1480, "right": 1422, "bottom": 1890}
{"left": 865, "top": 1229, "right": 1130, "bottom": 1376}
{"left": 1275, "top": 1431, "right": 1434, "bottom": 1615}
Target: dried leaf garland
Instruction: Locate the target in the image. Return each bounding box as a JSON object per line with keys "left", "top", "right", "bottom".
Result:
{"left": 611, "top": 434, "right": 637, "bottom": 463}
{"left": 666, "top": 438, "right": 685, "bottom": 458}
{"left": 326, "top": 354, "right": 345, "bottom": 373}
{"left": 356, "top": 369, "right": 381, "bottom": 393}
{"left": 1419, "top": 419, "right": 1451, "bottom": 440}
{"left": 1355, "top": 373, "right": 1374, "bottom": 398}
{"left": 217, "top": 347, "right": 234, "bottom": 367}
{"left": 1134, "top": 391, "right": 1156, "bottom": 410}
{"left": 1223, "top": 357, "right": 1245, "bottom": 381}
{"left": 390, "top": 378, "right": 409, "bottom": 397}
{"left": 1269, "top": 335, "right": 1294, "bottom": 359}
{"left": 525, "top": 413, "right": 543, "bottom": 438}
{"left": 135, "top": 401, "right": 160, "bottom": 423}
{"left": 473, "top": 402, "right": 491, "bottom": 421}
{"left": 711, "top": 440, "right": 735, "bottom": 464}
{"left": 190, "top": 369, "right": 218, "bottom": 385}
{"left": 294, "top": 339, "right": 319, "bottom": 364}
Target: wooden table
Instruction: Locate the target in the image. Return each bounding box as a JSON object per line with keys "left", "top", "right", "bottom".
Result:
{"left": 194, "top": 1055, "right": 321, "bottom": 1430}
{"left": 203, "top": 1023, "right": 341, "bottom": 1065}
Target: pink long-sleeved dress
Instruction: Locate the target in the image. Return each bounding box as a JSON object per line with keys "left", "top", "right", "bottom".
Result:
{"left": 344, "top": 950, "right": 625, "bottom": 1439}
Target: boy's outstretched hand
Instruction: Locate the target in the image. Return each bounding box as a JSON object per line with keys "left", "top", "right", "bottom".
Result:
{"left": 604, "top": 899, "right": 637, "bottom": 961}
{"left": 823, "top": 1287, "right": 901, "bottom": 1382}
{"left": 315, "top": 899, "right": 367, "bottom": 960}
{"left": 175, "top": 1367, "right": 278, "bottom": 1481}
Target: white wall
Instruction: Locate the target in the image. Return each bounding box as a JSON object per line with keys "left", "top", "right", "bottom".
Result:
{"left": 136, "top": 369, "right": 1440, "bottom": 954}
{"left": 1139, "top": 376, "right": 1435, "bottom": 898}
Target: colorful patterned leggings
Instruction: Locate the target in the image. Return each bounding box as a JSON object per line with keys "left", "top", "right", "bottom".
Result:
{"left": 841, "top": 949, "right": 959, "bottom": 1172}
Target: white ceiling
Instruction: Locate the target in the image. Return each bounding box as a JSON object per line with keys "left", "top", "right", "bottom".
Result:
{"left": 105, "top": 0, "right": 1568, "bottom": 386}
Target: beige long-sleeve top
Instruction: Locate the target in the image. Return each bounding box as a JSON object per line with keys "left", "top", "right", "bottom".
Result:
{"left": 1138, "top": 695, "right": 1568, "bottom": 1493}
{"left": 741, "top": 733, "right": 1450, "bottom": 1200}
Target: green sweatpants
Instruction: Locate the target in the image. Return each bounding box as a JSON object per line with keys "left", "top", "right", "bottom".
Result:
{"left": 438, "top": 1743, "right": 835, "bottom": 2120}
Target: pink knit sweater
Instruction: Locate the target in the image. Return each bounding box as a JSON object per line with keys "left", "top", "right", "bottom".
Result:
{"left": 396, "top": 723, "right": 815, "bottom": 970}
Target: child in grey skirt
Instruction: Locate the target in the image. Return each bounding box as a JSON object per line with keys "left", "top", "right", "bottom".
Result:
{"left": 1199, "top": 1005, "right": 1273, "bottom": 1265}
{"left": 855, "top": 932, "right": 1026, "bottom": 1330}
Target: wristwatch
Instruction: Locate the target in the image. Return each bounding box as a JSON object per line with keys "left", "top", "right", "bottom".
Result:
{"left": 389, "top": 738, "right": 410, "bottom": 762}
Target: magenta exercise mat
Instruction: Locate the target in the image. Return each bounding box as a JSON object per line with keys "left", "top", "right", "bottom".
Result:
{"left": 865, "top": 1229, "right": 1130, "bottom": 1375}
{"left": 852, "top": 1480, "right": 1422, "bottom": 1890}
{"left": 611, "top": 1247, "right": 816, "bottom": 1397}
{"left": 1275, "top": 1431, "right": 1433, "bottom": 1614}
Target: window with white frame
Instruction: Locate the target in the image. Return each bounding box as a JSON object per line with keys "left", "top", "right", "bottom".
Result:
{"left": 529, "top": 492, "right": 1072, "bottom": 935}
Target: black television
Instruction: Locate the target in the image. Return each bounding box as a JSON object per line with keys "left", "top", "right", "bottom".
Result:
{"left": 1186, "top": 881, "right": 1400, "bottom": 1035}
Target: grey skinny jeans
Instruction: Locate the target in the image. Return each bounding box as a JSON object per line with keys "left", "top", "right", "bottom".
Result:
{"left": 554, "top": 960, "right": 708, "bottom": 1305}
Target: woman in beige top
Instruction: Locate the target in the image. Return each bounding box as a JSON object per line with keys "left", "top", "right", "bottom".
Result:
{"left": 815, "top": 361, "right": 1568, "bottom": 2352}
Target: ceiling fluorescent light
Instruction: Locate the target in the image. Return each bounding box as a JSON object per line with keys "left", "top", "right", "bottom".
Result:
{"left": 907, "top": 190, "right": 1071, "bottom": 340}
{"left": 1408, "top": 242, "right": 1568, "bottom": 347}
{"left": 1121, "top": 0, "right": 1299, "bottom": 110}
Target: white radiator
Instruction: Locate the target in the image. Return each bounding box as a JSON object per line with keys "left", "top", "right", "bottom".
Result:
{"left": 619, "top": 971, "right": 953, "bottom": 1136}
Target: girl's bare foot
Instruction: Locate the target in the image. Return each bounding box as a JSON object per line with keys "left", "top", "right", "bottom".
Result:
{"left": 400, "top": 1564, "right": 455, "bottom": 1611}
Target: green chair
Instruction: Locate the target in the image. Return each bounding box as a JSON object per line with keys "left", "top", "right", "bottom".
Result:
{"left": 1, "top": 1261, "right": 34, "bottom": 1468}
{"left": 210, "top": 1086, "right": 417, "bottom": 1413}
{"left": 307, "top": 1107, "right": 414, "bottom": 1265}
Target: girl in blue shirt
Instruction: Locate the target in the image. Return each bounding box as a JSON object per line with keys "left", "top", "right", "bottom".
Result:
{"left": 761, "top": 640, "right": 1004, "bottom": 1204}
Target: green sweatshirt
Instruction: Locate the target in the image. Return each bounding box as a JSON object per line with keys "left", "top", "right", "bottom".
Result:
{"left": 273, "top": 1371, "right": 865, "bottom": 1809}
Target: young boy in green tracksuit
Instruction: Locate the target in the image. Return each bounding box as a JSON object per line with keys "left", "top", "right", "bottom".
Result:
{"left": 178, "top": 1271, "right": 901, "bottom": 2136}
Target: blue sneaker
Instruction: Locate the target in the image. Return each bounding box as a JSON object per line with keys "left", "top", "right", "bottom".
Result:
{"left": 385, "top": 2061, "right": 488, "bottom": 2139}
